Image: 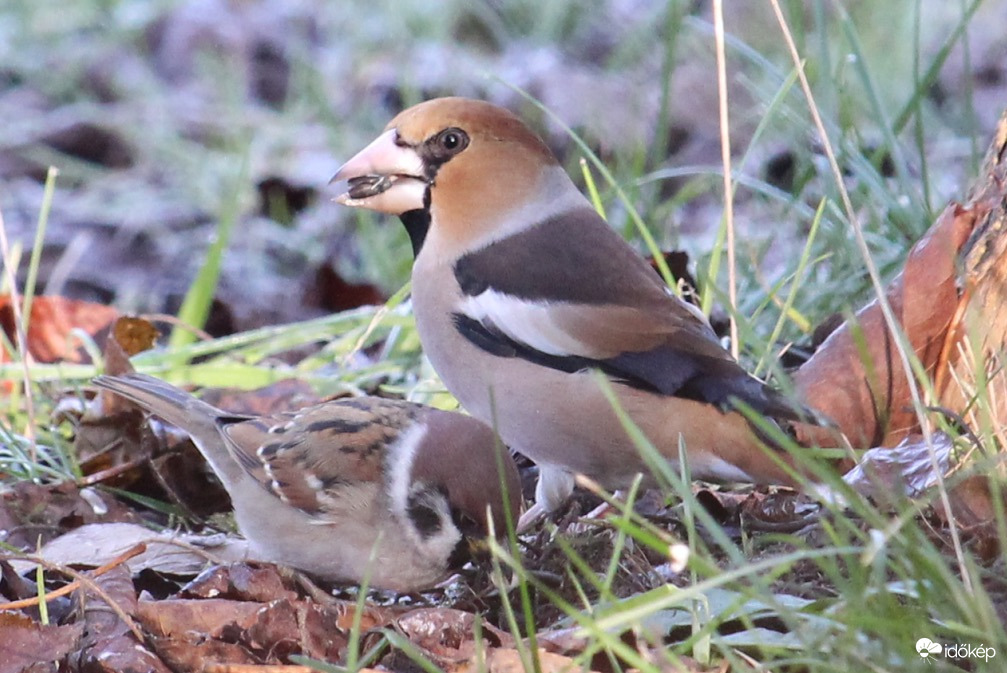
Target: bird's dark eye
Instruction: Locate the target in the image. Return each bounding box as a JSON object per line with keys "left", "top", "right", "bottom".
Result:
{"left": 433, "top": 128, "right": 469, "bottom": 157}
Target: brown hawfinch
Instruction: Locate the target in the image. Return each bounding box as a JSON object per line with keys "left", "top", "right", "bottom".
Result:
{"left": 94, "top": 373, "right": 520, "bottom": 591}
{"left": 332, "top": 97, "right": 825, "bottom": 524}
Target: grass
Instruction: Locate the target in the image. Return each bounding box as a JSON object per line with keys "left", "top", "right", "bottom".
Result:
{"left": 1, "top": 0, "right": 1005, "bottom": 671}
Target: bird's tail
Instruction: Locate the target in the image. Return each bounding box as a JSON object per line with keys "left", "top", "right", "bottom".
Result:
{"left": 94, "top": 373, "right": 219, "bottom": 429}
{"left": 93, "top": 373, "right": 247, "bottom": 486}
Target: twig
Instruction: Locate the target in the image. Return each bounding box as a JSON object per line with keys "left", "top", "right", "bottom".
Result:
{"left": 74, "top": 455, "right": 151, "bottom": 488}
{"left": 712, "top": 0, "right": 739, "bottom": 359}
{"left": 1, "top": 542, "right": 147, "bottom": 637}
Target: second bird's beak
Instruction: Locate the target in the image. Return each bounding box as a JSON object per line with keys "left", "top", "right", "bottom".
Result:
{"left": 330, "top": 129, "right": 428, "bottom": 215}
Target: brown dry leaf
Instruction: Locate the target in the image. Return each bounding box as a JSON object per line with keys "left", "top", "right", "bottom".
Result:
{"left": 72, "top": 565, "right": 172, "bottom": 673}
{"left": 136, "top": 595, "right": 396, "bottom": 667}
{"left": 841, "top": 433, "right": 954, "bottom": 503}
{"left": 457, "top": 648, "right": 604, "bottom": 673}
{"left": 98, "top": 316, "right": 160, "bottom": 414}
{"left": 0, "top": 295, "right": 119, "bottom": 364}
{"left": 0, "top": 612, "right": 84, "bottom": 673}
{"left": 394, "top": 607, "right": 515, "bottom": 667}
{"left": 77, "top": 316, "right": 160, "bottom": 461}
{"left": 149, "top": 636, "right": 257, "bottom": 671}
{"left": 0, "top": 482, "right": 142, "bottom": 552}
{"left": 181, "top": 564, "right": 297, "bottom": 603}
{"left": 794, "top": 202, "right": 978, "bottom": 449}
{"left": 136, "top": 597, "right": 265, "bottom": 640}
{"left": 112, "top": 315, "right": 160, "bottom": 357}
{"left": 0, "top": 560, "right": 38, "bottom": 602}
{"left": 940, "top": 475, "right": 1007, "bottom": 527}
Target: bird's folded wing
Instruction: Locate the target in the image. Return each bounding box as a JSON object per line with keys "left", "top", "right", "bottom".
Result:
{"left": 218, "top": 400, "right": 411, "bottom": 517}
{"left": 450, "top": 206, "right": 748, "bottom": 397}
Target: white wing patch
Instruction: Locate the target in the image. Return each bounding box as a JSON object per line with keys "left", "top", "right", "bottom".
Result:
{"left": 458, "top": 290, "right": 589, "bottom": 357}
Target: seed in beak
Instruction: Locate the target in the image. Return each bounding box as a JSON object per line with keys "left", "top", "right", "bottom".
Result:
{"left": 346, "top": 174, "right": 395, "bottom": 199}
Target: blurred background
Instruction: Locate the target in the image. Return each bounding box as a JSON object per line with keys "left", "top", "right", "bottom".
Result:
{"left": 0, "top": 0, "right": 1003, "bottom": 339}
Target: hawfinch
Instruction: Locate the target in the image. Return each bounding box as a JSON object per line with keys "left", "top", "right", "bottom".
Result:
{"left": 93, "top": 373, "right": 520, "bottom": 591}
{"left": 332, "top": 97, "right": 823, "bottom": 522}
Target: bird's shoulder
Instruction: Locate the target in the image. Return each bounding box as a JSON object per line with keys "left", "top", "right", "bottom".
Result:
{"left": 218, "top": 397, "right": 424, "bottom": 517}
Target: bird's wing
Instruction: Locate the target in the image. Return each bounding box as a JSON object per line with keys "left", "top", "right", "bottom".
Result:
{"left": 218, "top": 398, "right": 420, "bottom": 517}
{"left": 450, "top": 206, "right": 800, "bottom": 417}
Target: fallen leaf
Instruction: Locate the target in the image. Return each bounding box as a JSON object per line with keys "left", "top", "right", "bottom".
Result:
{"left": 0, "top": 612, "right": 84, "bottom": 673}
{"left": 0, "top": 295, "right": 119, "bottom": 364}
{"left": 136, "top": 597, "right": 264, "bottom": 640}
{"left": 841, "top": 433, "right": 954, "bottom": 503}
{"left": 180, "top": 564, "right": 298, "bottom": 604}
{"left": 72, "top": 565, "right": 172, "bottom": 673}
{"left": 794, "top": 203, "right": 978, "bottom": 449}
{"left": 940, "top": 474, "right": 1007, "bottom": 527}
{"left": 0, "top": 482, "right": 142, "bottom": 551}
{"left": 8, "top": 522, "right": 251, "bottom": 577}
{"left": 394, "top": 607, "right": 514, "bottom": 664}
{"left": 99, "top": 316, "right": 159, "bottom": 411}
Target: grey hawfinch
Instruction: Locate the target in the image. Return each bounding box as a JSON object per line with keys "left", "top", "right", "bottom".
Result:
{"left": 94, "top": 373, "right": 520, "bottom": 590}
{"left": 332, "top": 97, "right": 824, "bottom": 524}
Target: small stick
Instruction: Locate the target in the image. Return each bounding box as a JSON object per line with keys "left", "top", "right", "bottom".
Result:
{"left": 1, "top": 542, "right": 147, "bottom": 611}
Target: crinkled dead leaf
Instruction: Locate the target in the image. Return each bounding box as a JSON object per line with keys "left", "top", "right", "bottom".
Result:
{"left": 394, "top": 607, "right": 514, "bottom": 666}
{"left": 8, "top": 522, "right": 250, "bottom": 577}
{"left": 0, "top": 295, "right": 119, "bottom": 364}
{"left": 180, "top": 563, "right": 298, "bottom": 604}
{"left": 841, "top": 432, "right": 953, "bottom": 503}
{"left": 0, "top": 482, "right": 141, "bottom": 551}
{"left": 72, "top": 565, "right": 172, "bottom": 673}
{"left": 136, "top": 595, "right": 391, "bottom": 666}
{"left": 939, "top": 474, "right": 1007, "bottom": 528}
{"left": 136, "top": 598, "right": 264, "bottom": 648}
{"left": 794, "top": 202, "right": 978, "bottom": 449}
{"left": 0, "top": 612, "right": 84, "bottom": 673}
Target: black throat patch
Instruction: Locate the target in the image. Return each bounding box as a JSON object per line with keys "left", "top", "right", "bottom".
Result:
{"left": 399, "top": 209, "right": 431, "bottom": 257}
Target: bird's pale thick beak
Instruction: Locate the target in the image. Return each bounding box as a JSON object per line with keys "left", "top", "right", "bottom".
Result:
{"left": 330, "top": 129, "right": 429, "bottom": 215}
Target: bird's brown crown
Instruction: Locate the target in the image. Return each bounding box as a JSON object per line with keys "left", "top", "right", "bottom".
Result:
{"left": 387, "top": 97, "right": 555, "bottom": 163}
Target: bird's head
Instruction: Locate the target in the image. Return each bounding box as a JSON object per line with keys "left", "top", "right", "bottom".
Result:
{"left": 389, "top": 409, "right": 522, "bottom": 576}
{"left": 332, "top": 97, "right": 578, "bottom": 258}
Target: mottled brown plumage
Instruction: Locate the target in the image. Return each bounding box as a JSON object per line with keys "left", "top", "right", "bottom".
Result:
{"left": 94, "top": 373, "right": 520, "bottom": 590}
